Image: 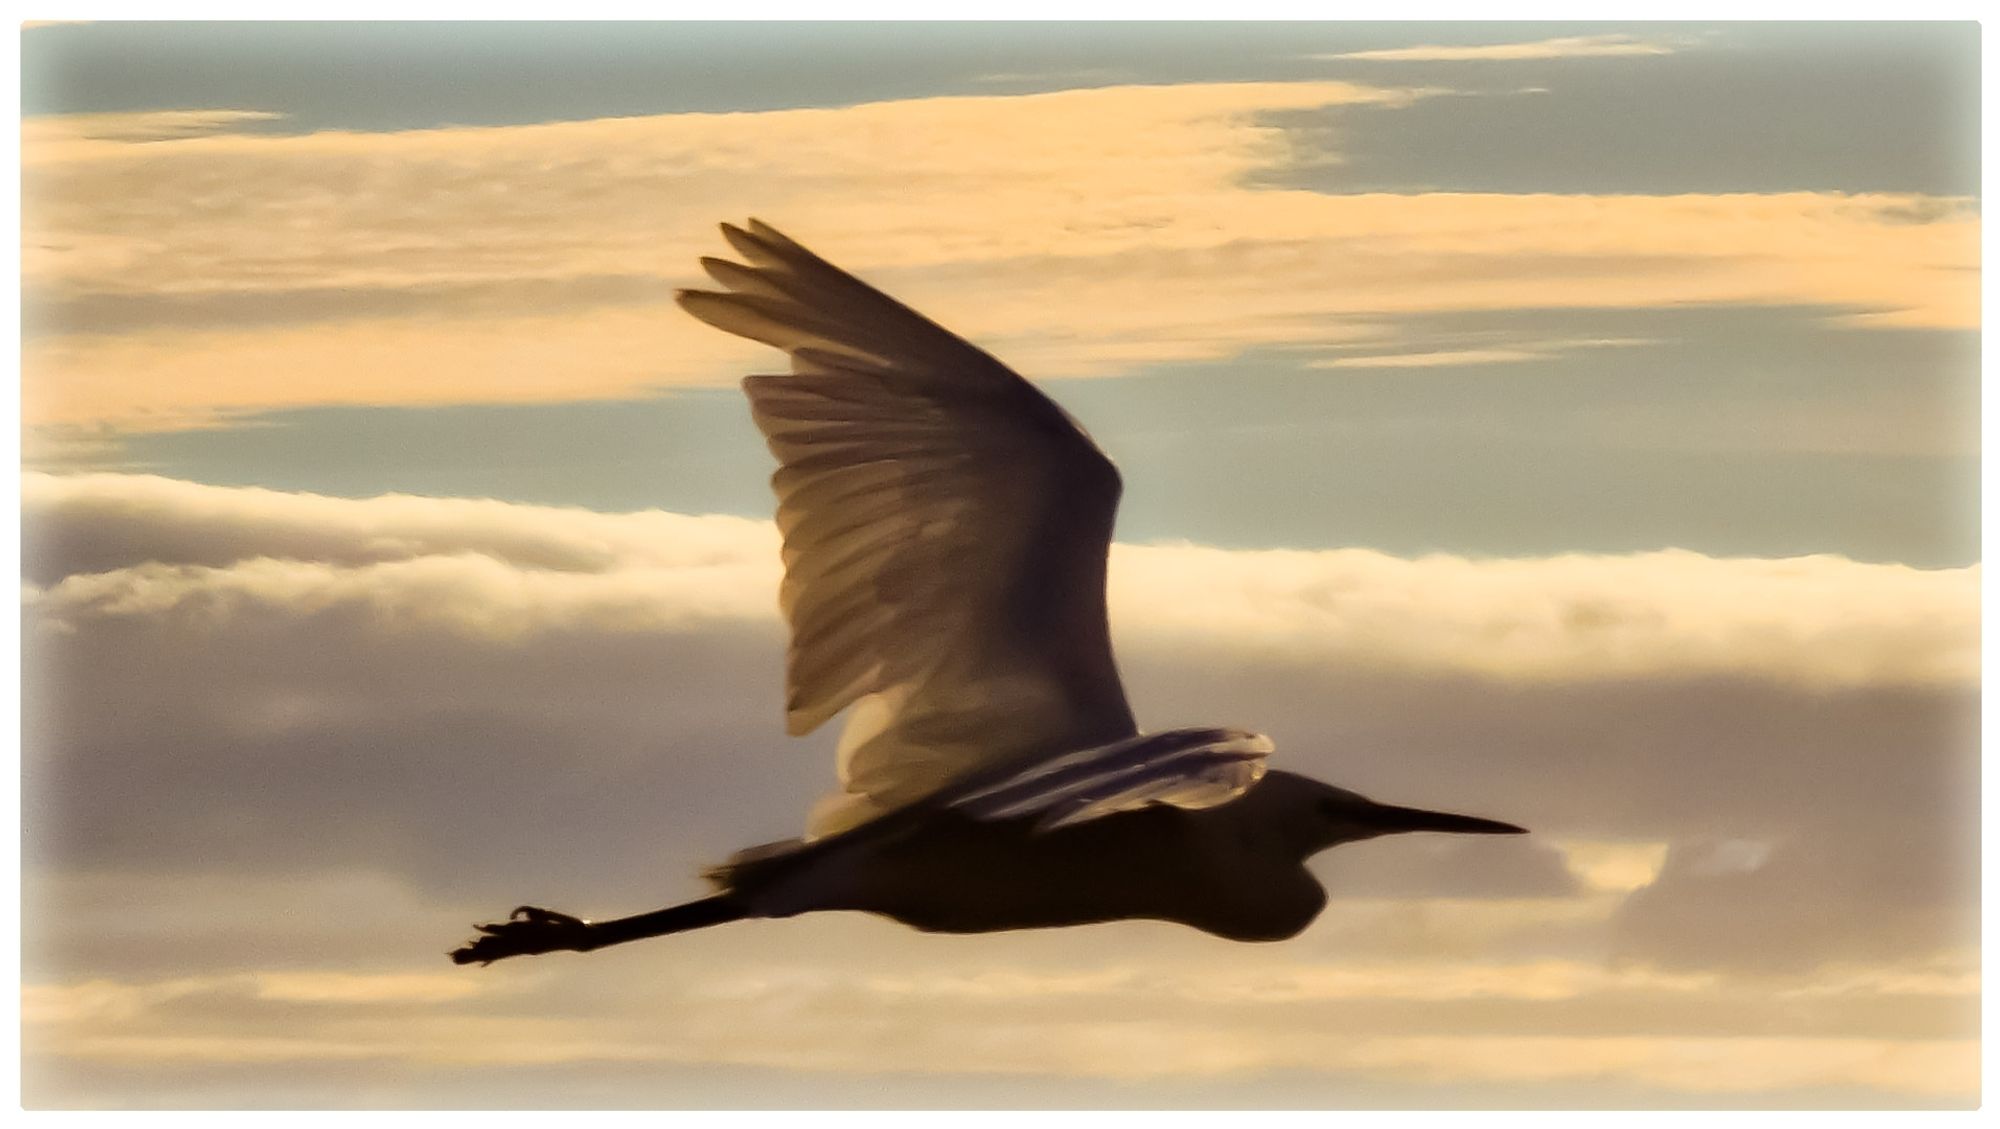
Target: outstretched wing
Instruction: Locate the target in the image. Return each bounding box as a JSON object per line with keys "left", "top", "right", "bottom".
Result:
{"left": 677, "top": 220, "right": 1137, "bottom": 837}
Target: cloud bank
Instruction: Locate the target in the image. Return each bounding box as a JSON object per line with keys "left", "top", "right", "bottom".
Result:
{"left": 26, "top": 473, "right": 1977, "bottom": 691}
{"left": 20, "top": 474, "right": 1978, "bottom": 1106}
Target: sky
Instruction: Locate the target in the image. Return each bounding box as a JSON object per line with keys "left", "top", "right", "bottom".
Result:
{"left": 16, "top": 19, "right": 1983, "bottom": 1110}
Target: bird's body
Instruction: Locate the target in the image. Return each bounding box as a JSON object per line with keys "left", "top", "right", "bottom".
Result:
{"left": 451, "top": 221, "right": 1524, "bottom": 967}
{"left": 717, "top": 766, "right": 1338, "bottom": 943}
{"left": 734, "top": 804, "right": 1328, "bottom": 943}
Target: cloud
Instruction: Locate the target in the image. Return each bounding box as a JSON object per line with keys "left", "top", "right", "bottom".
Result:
{"left": 1111, "top": 542, "right": 1975, "bottom": 691}
{"left": 25, "top": 970, "right": 487, "bottom": 1021}
{"left": 1307, "top": 335, "right": 1658, "bottom": 369}
{"left": 1321, "top": 35, "right": 1680, "bottom": 63}
{"left": 1312, "top": 346, "right": 1548, "bottom": 368}
{"left": 21, "top": 81, "right": 1417, "bottom": 298}
{"left": 250, "top": 971, "right": 489, "bottom": 1005}
{"left": 19, "top": 480, "right": 1980, "bottom": 975}
{"left": 19, "top": 474, "right": 1978, "bottom": 1105}
{"left": 22, "top": 471, "right": 775, "bottom": 586}
{"left": 22, "top": 920, "right": 1979, "bottom": 1102}
{"left": 20, "top": 81, "right": 1977, "bottom": 437}
{"left": 1555, "top": 839, "right": 1671, "bottom": 893}
{"left": 1611, "top": 831, "right": 1980, "bottom": 972}
{"left": 1338, "top": 1036, "right": 1972, "bottom": 1099}
{"left": 25, "top": 473, "right": 1978, "bottom": 691}
{"left": 21, "top": 109, "right": 285, "bottom": 149}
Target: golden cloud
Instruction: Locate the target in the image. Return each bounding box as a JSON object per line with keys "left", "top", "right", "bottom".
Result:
{"left": 20, "top": 82, "right": 1977, "bottom": 436}
{"left": 21, "top": 857, "right": 1978, "bottom": 1105}
{"left": 251, "top": 971, "right": 490, "bottom": 1005}
{"left": 1554, "top": 839, "right": 1673, "bottom": 894}
{"left": 23, "top": 948, "right": 1977, "bottom": 1099}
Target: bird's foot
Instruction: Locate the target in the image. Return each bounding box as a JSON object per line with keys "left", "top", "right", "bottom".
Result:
{"left": 451, "top": 905, "right": 597, "bottom": 966}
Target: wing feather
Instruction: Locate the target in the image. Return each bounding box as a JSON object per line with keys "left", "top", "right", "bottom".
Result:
{"left": 949, "top": 728, "right": 1274, "bottom": 832}
{"left": 678, "top": 220, "right": 1137, "bottom": 836}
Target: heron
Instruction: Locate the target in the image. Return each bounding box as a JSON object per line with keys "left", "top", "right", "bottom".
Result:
{"left": 450, "top": 220, "right": 1525, "bottom": 966}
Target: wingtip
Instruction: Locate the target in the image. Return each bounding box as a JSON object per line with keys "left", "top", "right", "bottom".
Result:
{"left": 719, "top": 221, "right": 768, "bottom": 260}
{"left": 718, "top": 217, "right": 806, "bottom": 258}
{"left": 698, "top": 256, "right": 746, "bottom": 289}
{"left": 674, "top": 288, "right": 735, "bottom": 323}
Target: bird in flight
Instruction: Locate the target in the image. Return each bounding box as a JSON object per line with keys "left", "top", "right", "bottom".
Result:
{"left": 451, "top": 220, "right": 1525, "bottom": 966}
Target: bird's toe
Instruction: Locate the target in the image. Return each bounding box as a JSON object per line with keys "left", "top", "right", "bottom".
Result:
{"left": 452, "top": 905, "right": 595, "bottom": 966}
{"left": 510, "top": 905, "right": 587, "bottom": 928}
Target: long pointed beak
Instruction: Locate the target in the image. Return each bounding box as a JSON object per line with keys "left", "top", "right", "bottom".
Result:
{"left": 1363, "top": 803, "right": 1527, "bottom": 836}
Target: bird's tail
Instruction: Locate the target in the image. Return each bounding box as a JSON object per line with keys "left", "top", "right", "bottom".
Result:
{"left": 701, "top": 836, "right": 810, "bottom": 893}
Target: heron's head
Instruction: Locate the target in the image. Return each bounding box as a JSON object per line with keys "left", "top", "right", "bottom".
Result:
{"left": 1258, "top": 771, "right": 1527, "bottom": 856}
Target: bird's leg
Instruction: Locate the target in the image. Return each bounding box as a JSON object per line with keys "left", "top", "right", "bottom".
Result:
{"left": 450, "top": 895, "right": 747, "bottom": 966}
